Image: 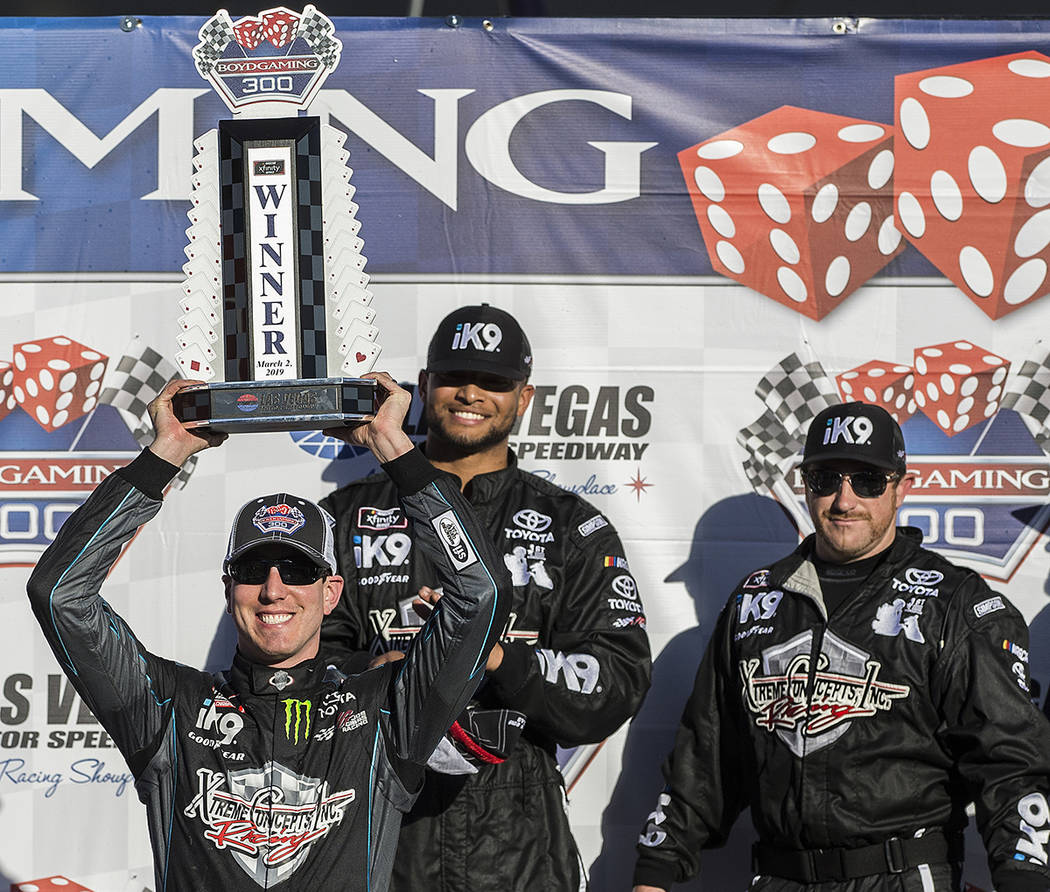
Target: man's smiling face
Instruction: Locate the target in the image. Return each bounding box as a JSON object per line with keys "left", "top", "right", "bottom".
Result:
{"left": 421, "top": 369, "right": 534, "bottom": 454}
{"left": 224, "top": 544, "right": 343, "bottom": 668}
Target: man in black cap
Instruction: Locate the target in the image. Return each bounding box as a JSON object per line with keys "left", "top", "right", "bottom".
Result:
{"left": 28, "top": 373, "right": 511, "bottom": 892}
{"left": 322, "top": 304, "right": 651, "bottom": 891}
{"left": 633, "top": 401, "right": 1050, "bottom": 892}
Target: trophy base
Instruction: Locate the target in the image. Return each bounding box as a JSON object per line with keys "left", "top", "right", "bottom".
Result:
{"left": 172, "top": 378, "right": 377, "bottom": 433}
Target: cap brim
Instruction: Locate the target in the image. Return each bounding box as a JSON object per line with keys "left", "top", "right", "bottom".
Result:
{"left": 800, "top": 449, "right": 903, "bottom": 471}
{"left": 426, "top": 357, "right": 528, "bottom": 381}
{"left": 226, "top": 538, "right": 333, "bottom": 574}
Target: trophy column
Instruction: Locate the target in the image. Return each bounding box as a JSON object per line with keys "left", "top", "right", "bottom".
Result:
{"left": 173, "top": 5, "right": 379, "bottom": 433}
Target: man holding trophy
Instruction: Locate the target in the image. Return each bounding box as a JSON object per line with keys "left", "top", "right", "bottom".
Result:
{"left": 319, "top": 304, "right": 653, "bottom": 892}
{"left": 28, "top": 372, "right": 511, "bottom": 890}
{"left": 29, "top": 8, "right": 514, "bottom": 890}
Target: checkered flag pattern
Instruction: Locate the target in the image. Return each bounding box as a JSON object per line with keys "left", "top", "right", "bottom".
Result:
{"left": 755, "top": 352, "right": 841, "bottom": 437}
{"left": 737, "top": 410, "right": 804, "bottom": 496}
{"left": 1001, "top": 341, "right": 1050, "bottom": 451}
{"left": 298, "top": 6, "right": 342, "bottom": 69}
{"left": 738, "top": 352, "right": 840, "bottom": 496}
{"left": 99, "top": 338, "right": 198, "bottom": 488}
{"left": 193, "top": 12, "right": 236, "bottom": 77}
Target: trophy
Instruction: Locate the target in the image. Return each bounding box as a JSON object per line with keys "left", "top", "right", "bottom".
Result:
{"left": 172, "top": 5, "right": 379, "bottom": 432}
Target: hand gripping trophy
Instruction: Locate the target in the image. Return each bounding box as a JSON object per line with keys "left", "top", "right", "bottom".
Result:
{"left": 173, "top": 5, "right": 379, "bottom": 432}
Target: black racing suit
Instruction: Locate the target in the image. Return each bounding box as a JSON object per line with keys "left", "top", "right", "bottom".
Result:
{"left": 634, "top": 528, "right": 1050, "bottom": 892}
{"left": 27, "top": 447, "right": 510, "bottom": 892}
{"left": 320, "top": 450, "right": 652, "bottom": 891}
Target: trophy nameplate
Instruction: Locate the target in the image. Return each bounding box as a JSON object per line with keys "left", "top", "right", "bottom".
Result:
{"left": 172, "top": 378, "right": 377, "bottom": 433}
{"left": 173, "top": 5, "right": 379, "bottom": 432}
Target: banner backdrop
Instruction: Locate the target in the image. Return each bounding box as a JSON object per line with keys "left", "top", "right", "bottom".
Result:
{"left": 1, "top": 14, "right": 1050, "bottom": 891}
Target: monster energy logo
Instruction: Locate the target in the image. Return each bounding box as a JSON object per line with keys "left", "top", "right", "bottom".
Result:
{"left": 282, "top": 699, "right": 312, "bottom": 745}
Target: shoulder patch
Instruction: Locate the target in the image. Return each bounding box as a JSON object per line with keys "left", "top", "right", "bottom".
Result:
{"left": 578, "top": 514, "right": 608, "bottom": 538}
{"left": 743, "top": 569, "right": 771, "bottom": 589}
{"left": 974, "top": 596, "right": 1005, "bottom": 619}
{"left": 431, "top": 509, "right": 478, "bottom": 571}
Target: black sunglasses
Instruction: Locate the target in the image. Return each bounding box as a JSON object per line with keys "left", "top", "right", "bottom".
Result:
{"left": 801, "top": 468, "right": 900, "bottom": 499}
{"left": 228, "top": 558, "right": 327, "bottom": 586}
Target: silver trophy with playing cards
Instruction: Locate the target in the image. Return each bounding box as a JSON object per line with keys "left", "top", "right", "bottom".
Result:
{"left": 172, "top": 4, "right": 379, "bottom": 433}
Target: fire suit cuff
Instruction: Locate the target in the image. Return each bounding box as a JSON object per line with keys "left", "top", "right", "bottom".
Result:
{"left": 381, "top": 446, "right": 441, "bottom": 499}
{"left": 993, "top": 868, "right": 1050, "bottom": 892}
{"left": 485, "top": 640, "right": 534, "bottom": 693}
{"left": 631, "top": 858, "right": 678, "bottom": 890}
{"left": 116, "top": 448, "right": 181, "bottom": 501}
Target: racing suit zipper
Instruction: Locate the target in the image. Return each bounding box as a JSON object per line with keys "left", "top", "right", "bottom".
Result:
{"left": 798, "top": 618, "right": 826, "bottom": 847}
{"left": 795, "top": 561, "right": 892, "bottom": 849}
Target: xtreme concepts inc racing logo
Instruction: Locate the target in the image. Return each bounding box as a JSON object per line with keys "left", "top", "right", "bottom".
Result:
{"left": 186, "top": 759, "right": 355, "bottom": 885}
{"left": 742, "top": 629, "right": 910, "bottom": 756}
{"left": 739, "top": 344, "right": 1050, "bottom": 580}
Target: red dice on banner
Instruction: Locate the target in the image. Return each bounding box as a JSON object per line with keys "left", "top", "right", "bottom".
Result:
{"left": 262, "top": 9, "right": 299, "bottom": 47}
{"left": 837, "top": 360, "right": 917, "bottom": 423}
{"left": 912, "top": 340, "right": 1009, "bottom": 435}
{"left": 0, "top": 360, "right": 13, "bottom": 421}
{"left": 10, "top": 877, "right": 94, "bottom": 892}
{"left": 894, "top": 51, "right": 1050, "bottom": 318}
{"left": 232, "top": 17, "right": 264, "bottom": 49}
{"left": 679, "top": 105, "right": 905, "bottom": 320}
{"left": 10, "top": 336, "right": 108, "bottom": 432}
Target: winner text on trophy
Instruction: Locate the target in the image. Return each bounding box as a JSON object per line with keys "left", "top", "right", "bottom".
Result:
{"left": 172, "top": 5, "right": 379, "bottom": 432}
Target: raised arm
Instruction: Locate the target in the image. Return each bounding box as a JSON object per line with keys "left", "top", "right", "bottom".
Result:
{"left": 27, "top": 379, "right": 223, "bottom": 760}
{"left": 327, "top": 373, "right": 512, "bottom": 774}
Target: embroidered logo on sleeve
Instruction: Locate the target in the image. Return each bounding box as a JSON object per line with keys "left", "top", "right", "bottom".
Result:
{"left": 431, "top": 510, "right": 478, "bottom": 570}
{"left": 577, "top": 515, "right": 608, "bottom": 537}
{"left": 974, "top": 596, "right": 1005, "bottom": 619}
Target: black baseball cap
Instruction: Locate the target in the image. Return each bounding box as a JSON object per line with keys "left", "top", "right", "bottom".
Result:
{"left": 426, "top": 304, "right": 532, "bottom": 381}
{"left": 801, "top": 402, "right": 907, "bottom": 473}
{"left": 224, "top": 493, "right": 337, "bottom": 575}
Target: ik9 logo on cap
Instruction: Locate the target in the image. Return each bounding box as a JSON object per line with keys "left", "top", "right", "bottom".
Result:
{"left": 451, "top": 322, "right": 503, "bottom": 353}
{"left": 822, "top": 415, "right": 873, "bottom": 446}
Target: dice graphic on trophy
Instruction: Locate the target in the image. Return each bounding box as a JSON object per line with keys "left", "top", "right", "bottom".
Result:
{"left": 172, "top": 4, "right": 379, "bottom": 432}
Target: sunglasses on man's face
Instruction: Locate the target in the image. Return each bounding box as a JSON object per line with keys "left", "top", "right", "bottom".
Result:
{"left": 228, "top": 558, "right": 327, "bottom": 586}
{"left": 801, "top": 468, "right": 900, "bottom": 499}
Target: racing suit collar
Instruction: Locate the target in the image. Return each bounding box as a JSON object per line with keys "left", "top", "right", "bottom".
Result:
{"left": 774, "top": 526, "right": 924, "bottom": 617}
{"left": 464, "top": 449, "right": 519, "bottom": 502}
{"left": 419, "top": 444, "right": 519, "bottom": 503}
{"left": 230, "top": 651, "right": 328, "bottom": 696}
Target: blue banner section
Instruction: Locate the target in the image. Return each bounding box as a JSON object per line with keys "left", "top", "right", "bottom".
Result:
{"left": 2, "top": 16, "right": 1049, "bottom": 275}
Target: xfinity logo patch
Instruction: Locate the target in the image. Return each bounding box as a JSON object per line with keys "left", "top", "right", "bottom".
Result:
{"left": 451, "top": 321, "right": 503, "bottom": 352}
{"left": 357, "top": 505, "right": 407, "bottom": 531}
{"left": 822, "top": 414, "right": 874, "bottom": 446}
{"left": 743, "top": 570, "right": 770, "bottom": 589}
{"left": 253, "top": 159, "right": 285, "bottom": 176}
{"left": 432, "top": 509, "right": 478, "bottom": 570}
